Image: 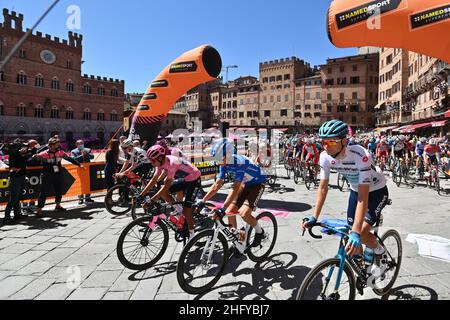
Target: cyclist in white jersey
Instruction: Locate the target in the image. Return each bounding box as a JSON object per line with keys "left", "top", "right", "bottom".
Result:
{"left": 302, "top": 120, "right": 390, "bottom": 268}
{"left": 117, "top": 139, "right": 152, "bottom": 179}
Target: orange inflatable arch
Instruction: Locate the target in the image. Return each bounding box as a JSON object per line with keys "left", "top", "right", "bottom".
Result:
{"left": 129, "top": 45, "right": 222, "bottom": 145}
{"left": 327, "top": 0, "right": 450, "bottom": 63}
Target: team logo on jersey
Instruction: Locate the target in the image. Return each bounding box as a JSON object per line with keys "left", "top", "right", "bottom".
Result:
{"left": 362, "top": 156, "right": 369, "bottom": 163}
{"left": 331, "top": 160, "right": 336, "bottom": 165}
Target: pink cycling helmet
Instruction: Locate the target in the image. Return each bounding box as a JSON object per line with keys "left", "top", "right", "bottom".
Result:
{"left": 147, "top": 145, "right": 166, "bottom": 160}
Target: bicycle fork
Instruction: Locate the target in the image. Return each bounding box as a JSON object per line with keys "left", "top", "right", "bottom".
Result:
{"left": 321, "top": 242, "right": 347, "bottom": 299}
{"left": 201, "top": 227, "right": 220, "bottom": 267}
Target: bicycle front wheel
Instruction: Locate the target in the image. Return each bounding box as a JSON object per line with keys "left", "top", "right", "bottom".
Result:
{"left": 104, "top": 184, "right": 132, "bottom": 215}
{"left": 247, "top": 211, "right": 278, "bottom": 263}
{"left": 296, "top": 258, "right": 356, "bottom": 300}
{"left": 176, "top": 229, "right": 229, "bottom": 295}
{"left": 116, "top": 216, "right": 169, "bottom": 270}
{"left": 371, "top": 229, "right": 403, "bottom": 296}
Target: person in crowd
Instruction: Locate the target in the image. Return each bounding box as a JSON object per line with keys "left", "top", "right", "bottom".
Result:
{"left": 105, "top": 139, "right": 120, "bottom": 190}
{"left": 21, "top": 140, "right": 42, "bottom": 214}
{"left": 118, "top": 136, "right": 128, "bottom": 165}
{"left": 33, "top": 138, "right": 83, "bottom": 218}
{"left": 72, "top": 140, "right": 95, "bottom": 205}
{"left": 1, "top": 139, "right": 29, "bottom": 225}
{"left": 142, "top": 140, "right": 150, "bottom": 151}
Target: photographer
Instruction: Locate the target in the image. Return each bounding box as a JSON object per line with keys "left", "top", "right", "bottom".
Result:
{"left": 33, "top": 138, "right": 83, "bottom": 218}
{"left": 72, "top": 140, "right": 95, "bottom": 205}
{"left": 1, "top": 139, "right": 28, "bottom": 225}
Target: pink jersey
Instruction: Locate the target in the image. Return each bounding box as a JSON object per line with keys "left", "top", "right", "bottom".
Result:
{"left": 155, "top": 155, "right": 200, "bottom": 182}
{"left": 168, "top": 147, "right": 187, "bottom": 160}
{"left": 302, "top": 144, "right": 318, "bottom": 156}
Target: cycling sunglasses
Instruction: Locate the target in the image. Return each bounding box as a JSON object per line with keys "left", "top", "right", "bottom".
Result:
{"left": 322, "top": 139, "right": 343, "bottom": 147}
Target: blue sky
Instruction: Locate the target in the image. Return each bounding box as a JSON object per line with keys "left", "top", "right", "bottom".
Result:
{"left": 2, "top": 0, "right": 357, "bottom": 93}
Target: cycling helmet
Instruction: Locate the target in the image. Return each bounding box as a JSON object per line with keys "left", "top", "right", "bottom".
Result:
{"left": 399, "top": 135, "right": 405, "bottom": 141}
{"left": 420, "top": 137, "right": 427, "bottom": 143}
{"left": 211, "top": 139, "right": 235, "bottom": 157}
{"left": 147, "top": 145, "right": 166, "bottom": 160}
{"left": 429, "top": 139, "right": 436, "bottom": 146}
{"left": 319, "top": 120, "right": 349, "bottom": 139}
{"left": 370, "top": 138, "right": 376, "bottom": 143}
{"left": 120, "top": 139, "right": 133, "bottom": 149}
{"left": 156, "top": 139, "right": 169, "bottom": 150}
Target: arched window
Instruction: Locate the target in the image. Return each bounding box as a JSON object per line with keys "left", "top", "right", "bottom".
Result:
{"left": 35, "top": 105, "right": 44, "bottom": 118}
{"left": 83, "top": 83, "right": 92, "bottom": 94}
{"left": 65, "top": 107, "right": 74, "bottom": 120}
{"left": 0, "top": 71, "right": 5, "bottom": 81}
{"left": 97, "top": 86, "right": 105, "bottom": 96}
{"left": 17, "top": 71, "right": 27, "bottom": 85}
{"left": 111, "top": 88, "right": 118, "bottom": 97}
{"left": 110, "top": 110, "right": 118, "bottom": 122}
{"left": 51, "top": 106, "right": 59, "bottom": 119}
{"left": 35, "top": 74, "right": 44, "bottom": 87}
{"left": 17, "top": 103, "right": 26, "bottom": 117}
{"left": 83, "top": 108, "right": 92, "bottom": 121}
{"left": 51, "top": 77, "right": 60, "bottom": 90}
{"left": 0, "top": 101, "right": 4, "bottom": 116}
{"left": 97, "top": 109, "right": 105, "bottom": 121}
{"left": 65, "top": 80, "right": 74, "bottom": 92}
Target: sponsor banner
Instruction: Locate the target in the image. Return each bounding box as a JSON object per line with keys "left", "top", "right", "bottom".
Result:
{"left": 169, "top": 61, "right": 198, "bottom": 73}
{"left": 336, "top": 0, "right": 402, "bottom": 29}
{"left": 0, "top": 165, "right": 85, "bottom": 205}
{"left": 411, "top": 4, "right": 450, "bottom": 29}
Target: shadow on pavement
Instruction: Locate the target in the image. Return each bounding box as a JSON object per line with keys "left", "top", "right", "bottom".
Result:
{"left": 380, "top": 284, "right": 439, "bottom": 300}
{"left": 194, "top": 252, "right": 312, "bottom": 300}
{"left": 128, "top": 261, "right": 178, "bottom": 281}
{"left": 1, "top": 202, "right": 104, "bottom": 231}
{"left": 211, "top": 193, "right": 312, "bottom": 213}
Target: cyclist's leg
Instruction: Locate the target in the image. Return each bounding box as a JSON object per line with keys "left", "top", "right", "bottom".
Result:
{"left": 360, "top": 186, "right": 389, "bottom": 249}
{"left": 238, "top": 184, "right": 264, "bottom": 228}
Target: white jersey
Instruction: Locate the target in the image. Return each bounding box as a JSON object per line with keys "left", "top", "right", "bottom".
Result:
{"left": 393, "top": 141, "right": 405, "bottom": 152}
{"left": 320, "top": 145, "right": 386, "bottom": 192}
{"left": 127, "top": 147, "right": 151, "bottom": 166}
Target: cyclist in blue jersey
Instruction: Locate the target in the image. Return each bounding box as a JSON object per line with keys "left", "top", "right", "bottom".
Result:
{"left": 302, "top": 120, "right": 390, "bottom": 271}
{"left": 415, "top": 137, "right": 427, "bottom": 174}
{"left": 199, "top": 139, "right": 267, "bottom": 247}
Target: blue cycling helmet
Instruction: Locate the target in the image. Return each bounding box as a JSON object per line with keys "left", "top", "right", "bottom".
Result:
{"left": 211, "top": 139, "right": 235, "bottom": 157}
{"left": 319, "top": 120, "right": 349, "bottom": 139}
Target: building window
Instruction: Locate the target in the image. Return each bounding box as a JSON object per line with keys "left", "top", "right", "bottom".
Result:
{"left": 17, "top": 104, "right": 26, "bottom": 117}
{"left": 327, "top": 68, "right": 332, "bottom": 74}
{"left": 247, "top": 111, "right": 252, "bottom": 118}
{"left": 17, "top": 72, "right": 27, "bottom": 85}
{"left": 305, "top": 105, "right": 311, "bottom": 110}
{"left": 281, "top": 110, "right": 288, "bottom": 117}
{"left": 264, "top": 110, "right": 271, "bottom": 117}
{"left": 327, "top": 105, "right": 332, "bottom": 113}
{"left": 305, "top": 113, "right": 312, "bottom": 118}
{"left": 97, "top": 110, "right": 105, "bottom": 121}
{"left": 19, "top": 48, "right": 26, "bottom": 59}
{"left": 284, "top": 74, "right": 291, "bottom": 80}
{"left": 35, "top": 105, "right": 44, "bottom": 118}
{"left": 353, "top": 65, "right": 358, "bottom": 72}
{"left": 340, "top": 66, "right": 345, "bottom": 73}
{"left": 98, "top": 87, "right": 105, "bottom": 96}
{"left": 66, "top": 108, "right": 74, "bottom": 120}
{"left": 295, "top": 112, "right": 302, "bottom": 118}
{"left": 306, "top": 93, "right": 311, "bottom": 100}
{"left": 233, "top": 101, "right": 237, "bottom": 108}
{"left": 285, "top": 95, "right": 289, "bottom": 102}
{"left": 110, "top": 111, "right": 118, "bottom": 122}
{"left": 0, "top": 71, "right": 4, "bottom": 81}
{"left": 270, "top": 96, "right": 274, "bottom": 103}
{"left": 83, "top": 84, "right": 92, "bottom": 94}
{"left": 0, "top": 103, "right": 3, "bottom": 116}
{"left": 337, "top": 77, "right": 347, "bottom": 85}
{"left": 352, "top": 92, "right": 358, "bottom": 100}
{"left": 66, "top": 60, "right": 72, "bottom": 69}
{"left": 339, "top": 93, "right": 345, "bottom": 101}
{"left": 314, "top": 104, "right": 321, "bottom": 110}
{"left": 51, "top": 106, "right": 59, "bottom": 119}
{"left": 277, "top": 96, "right": 281, "bottom": 102}
{"left": 111, "top": 88, "right": 118, "bottom": 97}
{"left": 314, "top": 112, "right": 321, "bottom": 118}
{"left": 276, "top": 75, "right": 282, "bottom": 82}
{"left": 35, "top": 75, "right": 44, "bottom": 87}
{"left": 350, "top": 77, "right": 360, "bottom": 84}
{"left": 239, "top": 112, "right": 244, "bottom": 118}
{"left": 51, "top": 78, "right": 60, "bottom": 90}
{"left": 66, "top": 81, "right": 74, "bottom": 92}
{"left": 263, "top": 77, "right": 268, "bottom": 83}
{"left": 325, "top": 79, "right": 334, "bottom": 86}
{"left": 83, "top": 109, "right": 92, "bottom": 121}
{"left": 327, "top": 93, "right": 332, "bottom": 101}
{"left": 350, "top": 105, "right": 360, "bottom": 112}
{"left": 316, "top": 92, "right": 321, "bottom": 99}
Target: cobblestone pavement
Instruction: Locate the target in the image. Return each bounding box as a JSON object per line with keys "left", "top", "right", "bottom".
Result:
{"left": 1, "top": 170, "right": 450, "bottom": 300}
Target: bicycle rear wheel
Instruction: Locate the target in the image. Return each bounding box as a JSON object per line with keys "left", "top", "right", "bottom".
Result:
{"left": 294, "top": 167, "right": 300, "bottom": 185}
{"left": 176, "top": 229, "right": 229, "bottom": 295}
{"left": 247, "top": 211, "right": 278, "bottom": 263}
{"left": 104, "top": 184, "right": 133, "bottom": 215}
{"left": 371, "top": 230, "right": 402, "bottom": 296}
{"left": 116, "top": 216, "right": 169, "bottom": 270}
{"left": 296, "top": 258, "right": 356, "bottom": 300}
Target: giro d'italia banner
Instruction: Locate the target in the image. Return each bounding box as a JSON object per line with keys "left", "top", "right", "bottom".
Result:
{"left": 128, "top": 45, "right": 222, "bottom": 146}
{"left": 327, "top": 0, "right": 450, "bottom": 63}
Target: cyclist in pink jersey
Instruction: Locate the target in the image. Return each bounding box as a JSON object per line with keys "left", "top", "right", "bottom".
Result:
{"left": 140, "top": 146, "right": 201, "bottom": 239}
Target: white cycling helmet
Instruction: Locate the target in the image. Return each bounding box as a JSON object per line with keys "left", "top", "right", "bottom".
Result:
{"left": 121, "top": 139, "right": 133, "bottom": 149}
{"left": 429, "top": 139, "right": 436, "bottom": 146}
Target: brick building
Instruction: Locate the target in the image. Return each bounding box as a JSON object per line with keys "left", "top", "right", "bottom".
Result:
{"left": 0, "top": 9, "right": 124, "bottom": 147}
{"left": 320, "top": 53, "right": 380, "bottom": 130}
{"left": 294, "top": 73, "right": 323, "bottom": 128}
